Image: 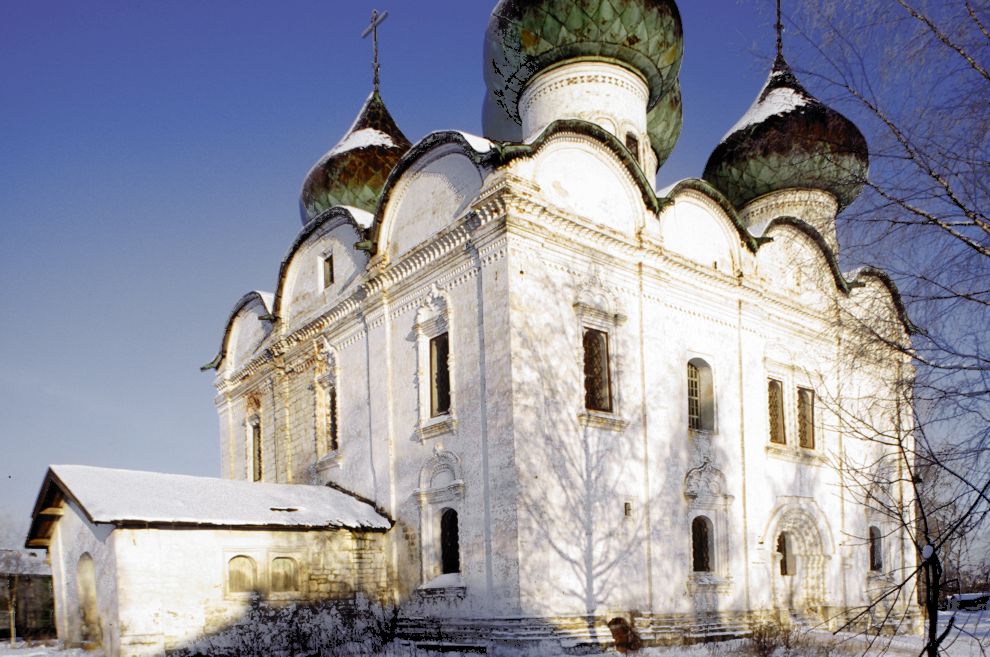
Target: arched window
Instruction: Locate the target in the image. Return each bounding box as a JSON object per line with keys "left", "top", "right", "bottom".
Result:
{"left": 777, "top": 532, "right": 795, "bottom": 576}
{"left": 271, "top": 557, "right": 299, "bottom": 593}
{"left": 228, "top": 556, "right": 256, "bottom": 593}
{"left": 691, "top": 516, "right": 713, "bottom": 572}
{"left": 687, "top": 359, "right": 714, "bottom": 431}
{"left": 869, "top": 526, "right": 883, "bottom": 572}
{"left": 440, "top": 508, "right": 460, "bottom": 574}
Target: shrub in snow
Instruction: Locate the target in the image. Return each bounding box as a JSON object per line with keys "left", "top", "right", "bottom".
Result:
{"left": 168, "top": 597, "right": 400, "bottom": 657}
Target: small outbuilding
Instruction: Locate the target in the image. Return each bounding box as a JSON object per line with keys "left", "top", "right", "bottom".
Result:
{"left": 0, "top": 548, "right": 55, "bottom": 641}
{"left": 25, "top": 465, "right": 391, "bottom": 657}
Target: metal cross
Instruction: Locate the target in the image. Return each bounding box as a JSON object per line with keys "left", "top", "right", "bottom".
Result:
{"left": 775, "top": 0, "right": 784, "bottom": 60}
{"left": 362, "top": 9, "right": 389, "bottom": 93}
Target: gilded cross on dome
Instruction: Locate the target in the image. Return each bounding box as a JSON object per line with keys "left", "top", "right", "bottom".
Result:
{"left": 362, "top": 9, "right": 390, "bottom": 93}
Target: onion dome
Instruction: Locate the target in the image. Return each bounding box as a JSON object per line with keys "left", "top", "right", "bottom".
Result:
{"left": 484, "top": 0, "right": 683, "bottom": 122}
{"left": 703, "top": 55, "right": 868, "bottom": 210}
{"left": 647, "top": 77, "right": 682, "bottom": 165}
{"left": 299, "top": 91, "right": 412, "bottom": 225}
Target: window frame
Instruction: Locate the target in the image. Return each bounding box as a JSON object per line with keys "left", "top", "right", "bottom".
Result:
{"left": 868, "top": 525, "right": 883, "bottom": 572}
{"left": 322, "top": 253, "right": 335, "bottom": 289}
{"left": 226, "top": 554, "right": 258, "bottom": 596}
{"left": 686, "top": 357, "right": 716, "bottom": 433}
{"left": 573, "top": 294, "right": 627, "bottom": 430}
{"left": 430, "top": 332, "right": 451, "bottom": 418}
{"left": 582, "top": 327, "right": 613, "bottom": 413}
{"left": 797, "top": 387, "right": 816, "bottom": 450}
{"left": 415, "top": 290, "right": 456, "bottom": 440}
{"left": 247, "top": 413, "right": 263, "bottom": 482}
{"left": 269, "top": 556, "right": 301, "bottom": 595}
{"left": 691, "top": 515, "right": 714, "bottom": 573}
{"left": 768, "top": 378, "right": 786, "bottom": 445}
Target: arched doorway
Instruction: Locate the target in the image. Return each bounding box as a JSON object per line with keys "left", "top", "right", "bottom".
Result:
{"left": 76, "top": 553, "right": 102, "bottom": 646}
{"left": 765, "top": 504, "right": 833, "bottom": 621}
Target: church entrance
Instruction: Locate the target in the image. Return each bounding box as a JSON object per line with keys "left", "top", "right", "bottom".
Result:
{"left": 769, "top": 509, "right": 830, "bottom": 622}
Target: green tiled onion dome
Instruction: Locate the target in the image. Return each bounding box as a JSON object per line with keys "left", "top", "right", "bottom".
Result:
{"left": 299, "top": 91, "right": 412, "bottom": 225}
{"left": 647, "top": 77, "right": 682, "bottom": 165}
{"left": 484, "top": 0, "right": 683, "bottom": 122}
{"left": 703, "top": 56, "right": 868, "bottom": 210}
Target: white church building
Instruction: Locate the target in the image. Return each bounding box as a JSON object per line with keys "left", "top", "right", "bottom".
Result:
{"left": 28, "top": 1, "right": 920, "bottom": 654}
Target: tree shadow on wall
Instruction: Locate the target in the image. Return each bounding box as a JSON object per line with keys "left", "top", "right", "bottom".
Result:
{"left": 510, "top": 265, "right": 663, "bottom": 646}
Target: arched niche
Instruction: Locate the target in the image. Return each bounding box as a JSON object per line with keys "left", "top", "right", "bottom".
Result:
{"left": 415, "top": 447, "right": 465, "bottom": 585}
{"left": 755, "top": 224, "right": 835, "bottom": 306}
{"left": 222, "top": 292, "right": 274, "bottom": 375}
{"left": 278, "top": 220, "right": 368, "bottom": 327}
{"left": 378, "top": 145, "right": 485, "bottom": 262}
{"left": 527, "top": 135, "right": 644, "bottom": 235}
{"left": 659, "top": 192, "right": 738, "bottom": 273}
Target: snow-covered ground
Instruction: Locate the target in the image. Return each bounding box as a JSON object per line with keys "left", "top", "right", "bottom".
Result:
{"left": 1, "top": 611, "right": 986, "bottom": 657}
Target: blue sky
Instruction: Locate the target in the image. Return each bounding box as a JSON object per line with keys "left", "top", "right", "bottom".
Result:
{"left": 0, "top": 1, "right": 782, "bottom": 541}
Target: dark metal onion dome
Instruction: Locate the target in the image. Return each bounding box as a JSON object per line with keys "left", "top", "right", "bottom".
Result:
{"left": 703, "top": 55, "right": 868, "bottom": 210}
{"left": 299, "top": 91, "right": 411, "bottom": 225}
{"left": 647, "top": 77, "right": 682, "bottom": 166}
{"left": 484, "top": 0, "right": 683, "bottom": 122}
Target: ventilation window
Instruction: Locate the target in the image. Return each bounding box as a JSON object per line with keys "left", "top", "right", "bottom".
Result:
{"left": 583, "top": 328, "right": 612, "bottom": 412}
{"left": 768, "top": 379, "right": 786, "bottom": 444}
{"left": 323, "top": 254, "right": 334, "bottom": 288}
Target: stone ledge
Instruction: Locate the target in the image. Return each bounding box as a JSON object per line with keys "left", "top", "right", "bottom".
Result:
{"left": 577, "top": 411, "right": 628, "bottom": 432}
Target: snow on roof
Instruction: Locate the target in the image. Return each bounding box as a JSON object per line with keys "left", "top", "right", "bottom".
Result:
{"left": 339, "top": 206, "right": 374, "bottom": 229}
{"left": 47, "top": 465, "right": 390, "bottom": 531}
{"left": 0, "top": 549, "right": 51, "bottom": 576}
{"left": 455, "top": 131, "right": 495, "bottom": 154}
{"left": 326, "top": 128, "right": 397, "bottom": 157}
{"left": 656, "top": 180, "right": 685, "bottom": 197}
{"left": 721, "top": 75, "right": 809, "bottom": 142}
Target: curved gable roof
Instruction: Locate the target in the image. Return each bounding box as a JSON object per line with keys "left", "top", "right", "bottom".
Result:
{"left": 202, "top": 290, "right": 274, "bottom": 372}
{"left": 271, "top": 206, "right": 371, "bottom": 320}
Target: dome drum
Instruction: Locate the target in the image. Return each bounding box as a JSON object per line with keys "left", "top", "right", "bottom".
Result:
{"left": 518, "top": 60, "right": 650, "bottom": 149}
{"left": 485, "top": 0, "right": 684, "bottom": 171}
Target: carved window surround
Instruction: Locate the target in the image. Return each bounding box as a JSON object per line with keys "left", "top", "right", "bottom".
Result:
{"left": 416, "top": 447, "right": 465, "bottom": 585}
{"left": 415, "top": 286, "right": 457, "bottom": 442}
{"left": 574, "top": 280, "right": 628, "bottom": 430}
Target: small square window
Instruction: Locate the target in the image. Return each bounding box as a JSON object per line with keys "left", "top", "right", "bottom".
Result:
{"left": 323, "top": 254, "right": 334, "bottom": 288}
